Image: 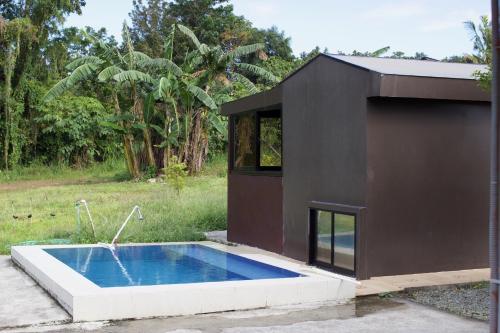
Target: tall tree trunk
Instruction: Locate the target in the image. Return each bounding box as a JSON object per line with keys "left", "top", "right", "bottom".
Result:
{"left": 3, "top": 52, "right": 14, "bottom": 170}
{"left": 113, "top": 92, "right": 139, "bottom": 178}
{"left": 132, "top": 85, "right": 156, "bottom": 169}
{"left": 143, "top": 126, "right": 156, "bottom": 168}
{"left": 163, "top": 105, "right": 170, "bottom": 169}
{"left": 186, "top": 109, "right": 208, "bottom": 174}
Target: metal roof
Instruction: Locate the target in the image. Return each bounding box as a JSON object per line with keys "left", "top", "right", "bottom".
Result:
{"left": 326, "top": 54, "right": 488, "bottom": 80}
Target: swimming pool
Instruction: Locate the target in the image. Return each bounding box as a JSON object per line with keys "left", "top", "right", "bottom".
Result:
{"left": 44, "top": 244, "right": 301, "bottom": 288}
{"left": 12, "top": 242, "right": 356, "bottom": 321}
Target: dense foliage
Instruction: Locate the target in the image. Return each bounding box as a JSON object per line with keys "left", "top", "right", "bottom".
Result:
{"left": 0, "top": 1, "right": 490, "bottom": 177}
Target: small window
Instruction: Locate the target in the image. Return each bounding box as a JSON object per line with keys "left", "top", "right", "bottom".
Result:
{"left": 232, "top": 110, "right": 281, "bottom": 172}
{"left": 259, "top": 114, "right": 282, "bottom": 169}
{"left": 234, "top": 113, "right": 256, "bottom": 170}
{"left": 310, "top": 208, "right": 356, "bottom": 277}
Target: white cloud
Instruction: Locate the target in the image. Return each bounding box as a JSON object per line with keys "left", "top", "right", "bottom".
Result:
{"left": 361, "top": 2, "right": 426, "bottom": 19}
{"left": 253, "top": 3, "right": 278, "bottom": 17}
{"left": 420, "top": 9, "right": 480, "bottom": 32}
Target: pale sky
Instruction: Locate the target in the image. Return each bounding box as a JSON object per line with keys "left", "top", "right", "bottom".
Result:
{"left": 65, "top": 0, "right": 491, "bottom": 59}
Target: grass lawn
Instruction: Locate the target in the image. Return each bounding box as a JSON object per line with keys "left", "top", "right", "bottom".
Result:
{"left": 0, "top": 157, "right": 227, "bottom": 254}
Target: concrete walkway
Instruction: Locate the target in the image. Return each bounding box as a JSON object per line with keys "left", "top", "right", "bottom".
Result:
{"left": 206, "top": 230, "right": 490, "bottom": 297}
{"left": 358, "top": 268, "right": 490, "bottom": 296}
{"left": 2, "top": 297, "right": 487, "bottom": 333}
{"left": 0, "top": 256, "right": 69, "bottom": 329}
{"left": 0, "top": 252, "right": 489, "bottom": 333}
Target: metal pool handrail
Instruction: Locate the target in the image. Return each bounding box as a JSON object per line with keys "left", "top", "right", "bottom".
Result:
{"left": 75, "top": 200, "right": 96, "bottom": 239}
{"left": 110, "top": 206, "right": 144, "bottom": 247}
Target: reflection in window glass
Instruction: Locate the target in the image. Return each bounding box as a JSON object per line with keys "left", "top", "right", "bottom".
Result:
{"left": 259, "top": 117, "right": 282, "bottom": 167}
{"left": 315, "top": 210, "right": 332, "bottom": 265}
{"left": 234, "top": 114, "right": 256, "bottom": 169}
{"left": 334, "top": 213, "right": 355, "bottom": 272}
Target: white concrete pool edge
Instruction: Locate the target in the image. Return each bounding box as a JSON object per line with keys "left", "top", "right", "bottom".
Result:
{"left": 11, "top": 241, "right": 357, "bottom": 322}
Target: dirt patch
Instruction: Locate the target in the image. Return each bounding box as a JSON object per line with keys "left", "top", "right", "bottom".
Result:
{"left": 0, "top": 179, "right": 112, "bottom": 191}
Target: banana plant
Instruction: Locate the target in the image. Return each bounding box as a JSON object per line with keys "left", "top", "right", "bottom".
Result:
{"left": 139, "top": 25, "right": 219, "bottom": 167}
{"left": 174, "top": 24, "right": 279, "bottom": 172}
{"left": 176, "top": 24, "right": 279, "bottom": 92}
{"left": 43, "top": 23, "right": 156, "bottom": 177}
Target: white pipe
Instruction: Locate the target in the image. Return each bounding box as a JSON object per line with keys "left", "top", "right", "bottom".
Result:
{"left": 111, "top": 206, "right": 143, "bottom": 247}
{"left": 76, "top": 200, "right": 96, "bottom": 239}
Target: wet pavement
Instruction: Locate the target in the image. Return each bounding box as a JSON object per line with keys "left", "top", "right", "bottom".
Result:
{"left": 2, "top": 295, "right": 487, "bottom": 333}
{"left": 0, "top": 256, "right": 69, "bottom": 330}
{"left": 0, "top": 254, "right": 488, "bottom": 333}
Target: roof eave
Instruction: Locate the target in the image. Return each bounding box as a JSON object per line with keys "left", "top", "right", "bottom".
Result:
{"left": 369, "top": 74, "right": 491, "bottom": 102}
{"left": 220, "top": 85, "right": 283, "bottom": 116}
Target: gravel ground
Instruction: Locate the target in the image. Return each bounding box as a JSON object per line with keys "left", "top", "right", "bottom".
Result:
{"left": 406, "top": 282, "right": 489, "bottom": 321}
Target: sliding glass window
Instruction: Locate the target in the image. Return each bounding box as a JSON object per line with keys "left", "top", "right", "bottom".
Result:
{"left": 310, "top": 209, "right": 356, "bottom": 277}
{"left": 232, "top": 110, "right": 281, "bottom": 172}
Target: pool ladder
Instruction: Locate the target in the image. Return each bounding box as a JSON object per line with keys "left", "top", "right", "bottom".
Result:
{"left": 76, "top": 200, "right": 144, "bottom": 248}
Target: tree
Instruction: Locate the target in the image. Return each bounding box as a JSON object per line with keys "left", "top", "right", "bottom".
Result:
{"left": 129, "top": 0, "right": 171, "bottom": 58}
{"left": 175, "top": 24, "right": 278, "bottom": 172}
{"left": 44, "top": 23, "right": 158, "bottom": 177}
{"left": 464, "top": 16, "right": 492, "bottom": 89}
{"left": 351, "top": 46, "right": 390, "bottom": 57}
{"left": 0, "top": 16, "right": 35, "bottom": 169}
{"left": 249, "top": 26, "right": 294, "bottom": 61}
{"left": 464, "top": 16, "right": 491, "bottom": 65}
{"left": 129, "top": 0, "right": 252, "bottom": 61}
{"left": 0, "top": 0, "right": 86, "bottom": 170}
{"left": 139, "top": 24, "right": 218, "bottom": 169}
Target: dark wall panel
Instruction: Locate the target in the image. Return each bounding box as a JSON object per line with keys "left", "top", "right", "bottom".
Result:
{"left": 282, "top": 56, "right": 369, "bottom": 262}
{"left": 365, "top": 99, "right": 490, "bottom": 278}
{"left": 227, "top": 174, "right": 283, "bottom": 253}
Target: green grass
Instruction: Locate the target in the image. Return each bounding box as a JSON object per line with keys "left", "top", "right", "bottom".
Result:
{"left": 0, "top": 159, "right": 130, "bottom": 184}
{"left": 0, "top": 158, "right": 227, "bottom": 254}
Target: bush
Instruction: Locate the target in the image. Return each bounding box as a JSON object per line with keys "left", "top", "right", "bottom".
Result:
{"left": 36, "top": 95, "right": 120, "bottom": 167}
{"left": 164, "top": 156, "right": 188, "bottom": 195}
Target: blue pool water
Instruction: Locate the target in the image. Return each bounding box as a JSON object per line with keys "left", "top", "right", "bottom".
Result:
{"left": 318, "top": 234, "right": 355, "bottom": 249}
{"left": 44, "top": 244, "right": 301, "bottom": 288}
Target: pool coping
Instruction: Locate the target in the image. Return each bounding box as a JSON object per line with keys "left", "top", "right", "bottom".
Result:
{"left": 11, "top": 241, "right": 357, "bottom": 322}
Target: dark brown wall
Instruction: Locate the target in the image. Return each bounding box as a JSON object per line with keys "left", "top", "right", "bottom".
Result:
{"left": 364, "top": 98, "right": 490, "bottom": 278}
{"left": 282, "top": 56, "right": 369, "bottom": 261}
{"left": 227, "top": 173, "right": 283, "bottom": 253}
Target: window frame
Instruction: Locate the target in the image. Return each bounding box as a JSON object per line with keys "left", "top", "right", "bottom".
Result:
{"left": 257, "top": 110, "right": 282, "bottom": 171}
{"left": 308, "top": 202, "right": 363, "bottom": 278}
{"left": 231, "top": 109, "right": 282, "bottom": 175}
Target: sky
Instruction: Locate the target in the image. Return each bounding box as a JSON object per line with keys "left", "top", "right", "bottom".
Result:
{"left": 65, "top": 0, "right": 491, "bottom": 59}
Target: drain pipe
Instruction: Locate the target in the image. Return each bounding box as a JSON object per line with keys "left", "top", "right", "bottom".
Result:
{"left": 491, "top": 1, "right": 500, "bottom": 332}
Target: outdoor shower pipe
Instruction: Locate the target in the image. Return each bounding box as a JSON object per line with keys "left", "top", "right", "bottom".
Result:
{"left": 75, "top": 200, "right": 97, "bottom": 240}
{"left": 491, "top": 1, "right": 500, "bottom": 332}
{"left": 110, "top": 206, "right": 144, "bottom": 247}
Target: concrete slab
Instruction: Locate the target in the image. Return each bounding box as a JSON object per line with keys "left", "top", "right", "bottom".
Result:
{"left": 204, "top": 230, "right": 229, "bottom": 244}
{"left": 1, "top": 297, "right": 487, "bottom": 333}
{"left": 0, "top": 256, "right": 70, "bottom": 329}
{"left": 12, "top": 242, "right": 356, "bottom": 321}
{"left": 357, "top": 268, "right": 490, "bottom": 296}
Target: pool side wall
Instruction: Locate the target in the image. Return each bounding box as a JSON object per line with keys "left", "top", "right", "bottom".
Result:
{"left": 11, "top": 243, "right": 356, "bottom": 322}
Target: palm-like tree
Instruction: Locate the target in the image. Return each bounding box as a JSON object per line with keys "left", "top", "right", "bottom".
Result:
{"left": 44, "top": 23, "right": 156, "bottom": 177}
{"left": 139, "top": 25, "right": 219, "bottom": 168}
{"left": 173, "top": 24, "right": 279, "bottom": 172}
{"left": 464, "top": 16, "right": 492, "bottom": 64}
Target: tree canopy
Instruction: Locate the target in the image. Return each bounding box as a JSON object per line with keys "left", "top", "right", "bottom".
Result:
{"left": 0, "top": 1, "right": 489, "bottom": 176}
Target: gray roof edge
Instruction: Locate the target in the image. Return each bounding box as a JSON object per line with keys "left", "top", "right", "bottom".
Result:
{"left": 324, "top": 53, "right": 487, "bottom": 80}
